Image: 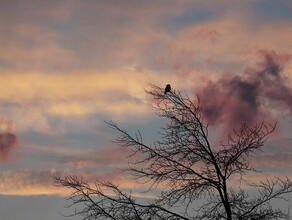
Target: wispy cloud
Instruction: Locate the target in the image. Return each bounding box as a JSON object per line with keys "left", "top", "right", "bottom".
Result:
{"left": 52, "top": 146, "right": 130, "bottom": 169}
{"left": 0, "top": 168, "right": 145, "bottom": 196}
{"left": 0, "top": 169, "right": 59, "bottom": 195}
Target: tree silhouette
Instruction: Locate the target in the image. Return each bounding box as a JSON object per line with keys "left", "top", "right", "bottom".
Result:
{"left": 53, "top": 84, "right": 292, "bottom": 220}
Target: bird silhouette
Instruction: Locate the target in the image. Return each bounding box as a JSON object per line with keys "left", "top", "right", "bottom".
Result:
{"left": 164, "top": 84, "right": 171, "bottom": 94}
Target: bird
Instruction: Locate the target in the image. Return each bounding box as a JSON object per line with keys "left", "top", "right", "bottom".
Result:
{"left": 164, "top": 84, "right": 171, "bottom": 94}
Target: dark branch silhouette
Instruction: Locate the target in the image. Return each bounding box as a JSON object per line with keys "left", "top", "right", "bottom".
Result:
{"left": 53, "top": 84, "right": 292, "bottom": 220}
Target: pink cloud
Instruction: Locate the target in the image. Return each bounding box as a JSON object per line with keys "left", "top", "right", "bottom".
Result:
{"left": 0, "top": 132, "right": 17, "bottom": 160}
{"left": 197, "top": 28, "right": 221, "bottom": 44}
{"left": 0, "top": 120, "right": 17, "bottom": 161}
{"left": 197, "top": 49, "right": 292, "bottom": 131}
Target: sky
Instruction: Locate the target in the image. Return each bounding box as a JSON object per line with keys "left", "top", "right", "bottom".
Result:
{"left": 1, "top": 0, "right": 292, "bottom": 219}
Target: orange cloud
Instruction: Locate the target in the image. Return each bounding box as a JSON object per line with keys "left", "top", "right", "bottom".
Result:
{"left": 0, "top": 71, "right": 178, "bottom": 132}
{"left": 0, "top": 168, "right": 152, "bottom": 197}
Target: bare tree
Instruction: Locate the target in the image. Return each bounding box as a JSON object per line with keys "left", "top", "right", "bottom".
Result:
{"left": 53, "top": 84, "right": 292, "bottom": 220}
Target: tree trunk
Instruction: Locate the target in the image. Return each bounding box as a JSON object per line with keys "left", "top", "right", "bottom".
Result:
{"left": 223, "top": 179, "right": 232, "bottom": 220}
{"left": 225, "top": 203, "right": 232, "bottom": 220}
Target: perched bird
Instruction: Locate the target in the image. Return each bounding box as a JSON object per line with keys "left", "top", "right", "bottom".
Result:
{"left": 164, "top": 84, "right": 171, "bottom": 94}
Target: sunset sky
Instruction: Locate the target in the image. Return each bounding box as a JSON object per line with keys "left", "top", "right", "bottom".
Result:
{"left": 1, "top": 0, "right": 292, "bottom": 219}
